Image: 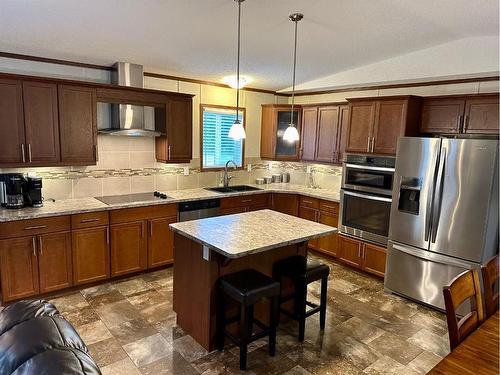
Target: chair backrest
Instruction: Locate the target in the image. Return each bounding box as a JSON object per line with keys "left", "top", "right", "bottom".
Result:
{"left": 481, "top": 255, "right": 499, "bottom": 318}
{"left": 443, "top": 268, "right": 484, "bottom": 350}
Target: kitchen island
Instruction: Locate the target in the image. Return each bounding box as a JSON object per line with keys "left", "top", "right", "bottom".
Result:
{"left": 169, "top": 209, "right": 336, "bottom": 350}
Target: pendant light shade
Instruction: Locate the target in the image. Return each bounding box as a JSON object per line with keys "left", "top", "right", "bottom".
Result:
{"left": 283, "top": 13, "right": 303, "bottom": 143}
{"left": 229, "top": 0, "right": 247, "bottom": 141}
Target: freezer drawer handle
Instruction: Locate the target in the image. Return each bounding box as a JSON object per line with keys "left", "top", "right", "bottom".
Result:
{"left": 392, "top": 243, "right": 473, "bottom": 269}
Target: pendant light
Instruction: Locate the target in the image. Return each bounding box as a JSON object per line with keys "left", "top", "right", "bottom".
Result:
{"left": 283, "top": 13, "right": 303, "bottom": 143}
{"left": 228, "top": 0, "right": 246, "bottom": 141}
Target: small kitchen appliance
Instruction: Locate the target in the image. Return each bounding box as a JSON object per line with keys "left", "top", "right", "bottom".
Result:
{"left": 4, "top": 173, "right": 27, "bottom": 209}
{"left": 24, "top": 177, "right": 43, "bottom": 208}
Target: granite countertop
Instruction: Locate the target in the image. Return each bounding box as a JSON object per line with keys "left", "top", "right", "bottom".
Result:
{"left": 169, "top": 209, "right": 337, "bottom": 259}
{"left": 0, "top": 183, "right": 340, "bottom": 222}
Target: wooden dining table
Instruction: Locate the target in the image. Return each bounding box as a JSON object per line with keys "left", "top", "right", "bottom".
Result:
{"left": 428, "top": 310, "right": 499, "bottom": 374}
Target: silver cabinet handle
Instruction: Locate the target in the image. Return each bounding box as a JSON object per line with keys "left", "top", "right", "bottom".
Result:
{"left": 149, "top": 221, "right": 153, "bottom": 237}
{"left": 24, "top": 225, "right": 47, "bottom": 230}
{"left": 106, "top": 227, "right": 110, "bottom": 245}
{"left": 38, "top": 236, "right": 43, "bottom": 255}
{"left": 366, "top": 137, "right": 371, "bottom": 152}
{"left": 32, "top": 237, "right": 37, "bottom": 257}
{"left": 141, "top": 222, "right": 144, "bottom": 238}
{"left": 358, "top": 247, "right": 361, "bottom": 258}
{"left": 371, "top": 137, "right": 375, "bottom": 153}
{"left": 168, "top": 145, "right": 172, "bottom": 160}
{"left": 463, "top": 115, "right": 469, "bottom": 133}
{"left": 28, "top": 144, "right": 32, "bottom": 162}
{"left": 21, "top": 144, "right": 26, "bottom": 163}
{"left": 81, "top": 218, "right": 99, "bottom": 223}
{"left": 241, "top": 199, "right": 252, "bottom": 203}
{"left": 457, "top": 115, "right": 463, "bottom": 132}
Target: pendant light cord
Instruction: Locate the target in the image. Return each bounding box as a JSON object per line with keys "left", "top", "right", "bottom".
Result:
{"left": 290, "top": 17, "right": 298, "bottom": 127}
{"left": 235, "top": 0, "right": 241, "bottom": 121}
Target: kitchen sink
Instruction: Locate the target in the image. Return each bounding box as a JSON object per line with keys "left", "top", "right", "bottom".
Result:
{"left": 205, "top": 185, "right": 262, "bottom": 193}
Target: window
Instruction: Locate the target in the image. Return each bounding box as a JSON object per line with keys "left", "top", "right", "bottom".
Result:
{"left": 201, "top": 105, "right": 245, "bottom": 170}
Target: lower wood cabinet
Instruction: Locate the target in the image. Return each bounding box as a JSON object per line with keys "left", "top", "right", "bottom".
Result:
{"left": 38, "top": 231, "right": 73, "bottom": 294}
{"left": 298, "top": 205, "right": 319, "bottom": 249}
{"left": 110, "top": 221, "right": 148, "bottom": 277}
{"left": 219, "top": 194, "right": 270, "bottom": 216}
{"left": 148, "top": 216, "right": 176, "bottom": 268}
{"left": 271, "top": 193, "right": 299, "bottom": 216}
{"left": 72, "top": 226, "right": 110, "bottom": 286}
{"left": 338, "top": 234, "right": 387, "bottom": 277}
{"left": 318, "top": 211, "right": 339, "bottom": 257}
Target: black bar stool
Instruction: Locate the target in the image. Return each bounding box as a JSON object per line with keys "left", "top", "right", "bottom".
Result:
{"left": 216, "top": 269, "right": 280, "bottom": 371}
{"left": 273, "top": 255, "right": 330, "bottom": 342}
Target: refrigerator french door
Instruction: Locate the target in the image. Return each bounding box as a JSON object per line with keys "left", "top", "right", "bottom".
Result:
{"left": 385, "top": 137, "right": 499, "bottom": 310}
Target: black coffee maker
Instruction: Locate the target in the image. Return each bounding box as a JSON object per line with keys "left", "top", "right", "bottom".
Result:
{"left": 25, "top": 177, "right": 43, "bottom": 208}
{"left": 0, "top": 174, "right": 43, "bottom": 208}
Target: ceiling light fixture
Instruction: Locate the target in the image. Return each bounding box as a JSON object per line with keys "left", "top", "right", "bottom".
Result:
{"left": 283, "top": 13, "right": 303, "bottom": 143}
{"left": 228, "top": 0, "right": 246, "bottom": 141}
{"left": 223, "top": 75, "right": 250, "bottom": 89}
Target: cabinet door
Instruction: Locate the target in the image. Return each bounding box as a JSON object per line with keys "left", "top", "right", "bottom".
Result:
{"left": 420, "top": 98, "right": 465, "bottom": 134}
{"left": 260, "top": 106, "right": 276, "bottom": 159}
{"left": 219, "top": 206, "right": 247, "bottom": 216}
{"left": 362, "top": 243, "right": 387, "bottom": 277}
{"left": 0, "top": 236, "right": 39, "bottom": 302}
{"left": 148, "top": 216, "right": 176, "bottom": 268}
{"left": 315, "top": 106, "right": 340, "bottom": 163}
{"left": 271, "top": 193, "right": 298, "bottom": 216}
{"left": 72, "top": 226, "right": 110, "bottom": 286}
{"left": 58, "top": 85, "right": 97, "bottom": 164}
{"left": 298, "top": 206, "right": 319, "bottom": 249}
{"left": 0, "top": 79, "right": 25, "bottom": 165}
{"left": 372, "top": 100, "right": 406, "bottom": 155}
{"left": 346, "top": 101, "right": 375, "bottom": 153}
{"left": 38, "top": 231, "right": 72, "bottom": 293}
{"left": 23, "top": 81, "right": 60, "bottom": 164}
{"left": 338, "top": 235, "right": 363, "bottom": 268}
{"left": 275, "top": 110, "right": 301, "bottom": 160}
{"left": 336, "top": 105, "right": 350, "bottom": 163}
{"left": 167, "top": 96, "right": 192, "bottom": 162}
{"left": 464, "top": 96, "right": 499, "bottom": 134}
{"left": 110, "top": 221, "right": 147, "bottom": 277}
{"left": 318, "top": 211, "right": 339, "bottom": 257}
{"left": 300, "top": 107, "right": 318, "bottom": 161}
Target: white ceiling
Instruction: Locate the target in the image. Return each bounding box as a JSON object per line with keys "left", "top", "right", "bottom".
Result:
{"left": 0, "top": 0, "right": 498, "bottom": 90}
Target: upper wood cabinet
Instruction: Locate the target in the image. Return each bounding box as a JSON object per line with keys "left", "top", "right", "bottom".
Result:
{"left": 346, "top": 96, "right": 421, "bottom": 155}
{"left": 421, "top": 94, "right": 499, "bottom": 135}
{"left": 58, "top": 85, "right": 97, "bottom": 165}
{"left": 300, "top": 104, "right": 348, "bottom": 164}
{"left": 0, "top": 79, "right": 25, "bottom": 165}
{"left": 156, "top": 96, "right": 193, "bottom": 163}
{"left": 261, "top": 105, "right": 302, "bottom": 161}
{"left": 23, "top": 81, "right": 60, "bottom": 164}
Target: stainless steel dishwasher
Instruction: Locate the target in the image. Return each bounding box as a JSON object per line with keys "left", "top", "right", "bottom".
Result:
{"left": 178, "top": 199, "right": 220, "bottom": 221}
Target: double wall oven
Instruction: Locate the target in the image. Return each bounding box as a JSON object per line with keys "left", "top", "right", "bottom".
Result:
{"left": 340, "top": 154, "right": 395, "bottom": 245}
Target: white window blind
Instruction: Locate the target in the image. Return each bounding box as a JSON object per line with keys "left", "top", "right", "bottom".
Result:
{"left": 202, "top": 107, "right": 244, "bottom": 169}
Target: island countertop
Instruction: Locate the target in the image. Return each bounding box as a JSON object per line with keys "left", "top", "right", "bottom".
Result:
{"left": 169, "top": 209, "right": 337, "bottom": 259}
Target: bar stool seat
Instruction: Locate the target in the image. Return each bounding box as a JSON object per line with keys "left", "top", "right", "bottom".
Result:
{"left": 217, "top": 269, "right": 280, "bottom": 371}
{"left": 273, "top": 255, "right": 330, "bottom": 342}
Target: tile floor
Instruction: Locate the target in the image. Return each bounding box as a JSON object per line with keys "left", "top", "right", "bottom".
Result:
{"left": 48, "top": 254, "right": 449, "bottom": 374}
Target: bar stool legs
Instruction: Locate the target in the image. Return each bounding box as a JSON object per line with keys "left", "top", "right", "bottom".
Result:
{"left": 320, "top": 275, "right": 328, "bottom": 330}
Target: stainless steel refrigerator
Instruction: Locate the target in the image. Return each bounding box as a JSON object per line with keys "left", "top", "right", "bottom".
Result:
{"left": 385, "top": 137, "right": 499, "bottom": 310}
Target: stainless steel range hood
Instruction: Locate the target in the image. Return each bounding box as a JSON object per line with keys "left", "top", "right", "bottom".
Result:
{"left": 98, "top": 62, "right": 163, "bottom": 137}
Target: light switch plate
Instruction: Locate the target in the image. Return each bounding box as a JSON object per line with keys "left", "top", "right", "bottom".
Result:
{"left": 183, "top": 167, "right": 189, "bottom": 176}
{"left": 247, "top": 164, "right": 252, "bottom": 172}
{"left": 306, "top": 165, "right": 312, "bottom": 173}
{"left": 203, "top": 245, "right": 210, "bottom": 261}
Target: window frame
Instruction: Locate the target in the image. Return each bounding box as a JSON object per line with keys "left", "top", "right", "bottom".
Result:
{"left": 199, "top": 104, "right": 246, "bottom": 172}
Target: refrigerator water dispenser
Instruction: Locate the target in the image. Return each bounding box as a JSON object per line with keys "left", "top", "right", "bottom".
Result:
{"left": 398, "top": 177, "right": 421, "bottom": 215}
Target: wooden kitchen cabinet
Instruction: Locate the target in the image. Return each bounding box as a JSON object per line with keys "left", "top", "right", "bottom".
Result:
{"left": 318, "top": 211, "right": 339, "bottom": 257}
{"left": 22, "top": 81, "right": 60, "bottom": 164}
{"left": 260, "top": 105, "right": 302, "bottom": 161}
{"left": 300, "top": 107, "right": 319, "bottom": 161}
{"left": 346, "top": 96, "right": 421, "bottom": 155}
{"left": 220, "top": 194, "right": 270, "bottom": 215}
{"left": 72, "top": 226, "right": 110, "bottom": 286}
{"left": 362, "top": 243, "right": 387, "bottom": 278}
{"left": 148, "top": 216, "right": 176, "bottom": 268}
{"left": 298, "top": 204, "right": 319, "bottom": 250}
{"left": 58, "top": 85, "right": 97, "bottom": 165}
{"left": 420, "top": 94, "right": 499, "bottom": 135}
{"left": 337, "top": 235, "right": 363, "bottom": 268}
{"left": 271, "top": 193, "right": 299, "bottom": 216}
{"left": 0, "top": 79, "right": 26, "bottom": 166}
{"left": 0, "top": 236, "right": 39, "bottom": 302}
{"left": 110, "top": 221, "right": 148, "bottom": 277}
{"left": 338, "top": 234, "right": 387, "bottom": 277}
{"left": 156, "top": 96, "right": 193, "bottom": 163}
{"left": 38, "top": 231, "right": 73, "bottom": 293}
{"left": 337, "top": 105, "right": 350, "bottom": 163}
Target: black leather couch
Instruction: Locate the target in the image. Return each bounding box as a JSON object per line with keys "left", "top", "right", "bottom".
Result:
{"left": 0, "top": 300, "right": 101, "bottom": 374}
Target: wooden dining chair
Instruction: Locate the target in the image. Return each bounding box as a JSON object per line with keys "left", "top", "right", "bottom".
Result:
{"left": 443, "top": 268, "right": 484, "bottom": 350}
{"left": 481, "top": 255, "right": 499, "bottom": 318}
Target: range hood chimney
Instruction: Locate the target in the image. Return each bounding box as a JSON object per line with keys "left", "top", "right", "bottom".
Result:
{"left": 98, "top": 62, "right": 163, "bottom": 137}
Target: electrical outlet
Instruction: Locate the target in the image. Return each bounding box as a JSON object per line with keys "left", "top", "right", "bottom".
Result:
{"left": 183, "top": 167, "right": 189, "bottom": 176}
{"left": 247, "top": 164, "right": 252, "bottom": 172}
{"left": 267, "top": 163, "right": 272, "bottom": 170}
{"left": 306, "top": 165, "right": 311, "bottom": 173}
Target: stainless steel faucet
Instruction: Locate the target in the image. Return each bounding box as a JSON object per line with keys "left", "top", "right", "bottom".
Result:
{"left": 222, "top": 160, "right": 238, "bottom": 187}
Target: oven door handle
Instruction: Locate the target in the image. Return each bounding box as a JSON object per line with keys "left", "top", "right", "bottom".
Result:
{"left": 344, "top": 163, "right": 395, "bottom": 173}
{"left": 343, "top": 190, "right": 392, "bottom": 203}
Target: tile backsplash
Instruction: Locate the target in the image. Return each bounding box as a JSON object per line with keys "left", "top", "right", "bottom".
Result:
{"left": 0, "top": 136, "right": 342, "bottom": 200}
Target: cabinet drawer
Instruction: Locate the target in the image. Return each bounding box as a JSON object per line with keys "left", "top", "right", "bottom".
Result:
{"left": 299, "top": 196, "right": 320, "bottom": 209}
{"left": 110, "top": 204, "right": 177, "bottom": 224}
{"left": 220, "top": 193, "right": 269, "bottom": 209}
{"left": 71, "top": 211, "right": 109, "bottom": 229}
{"left": 319, "top": 200, "right": 339, "bottom": 214}
{"left": 0, "top": 215, "right": 70, "bottom": 239}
